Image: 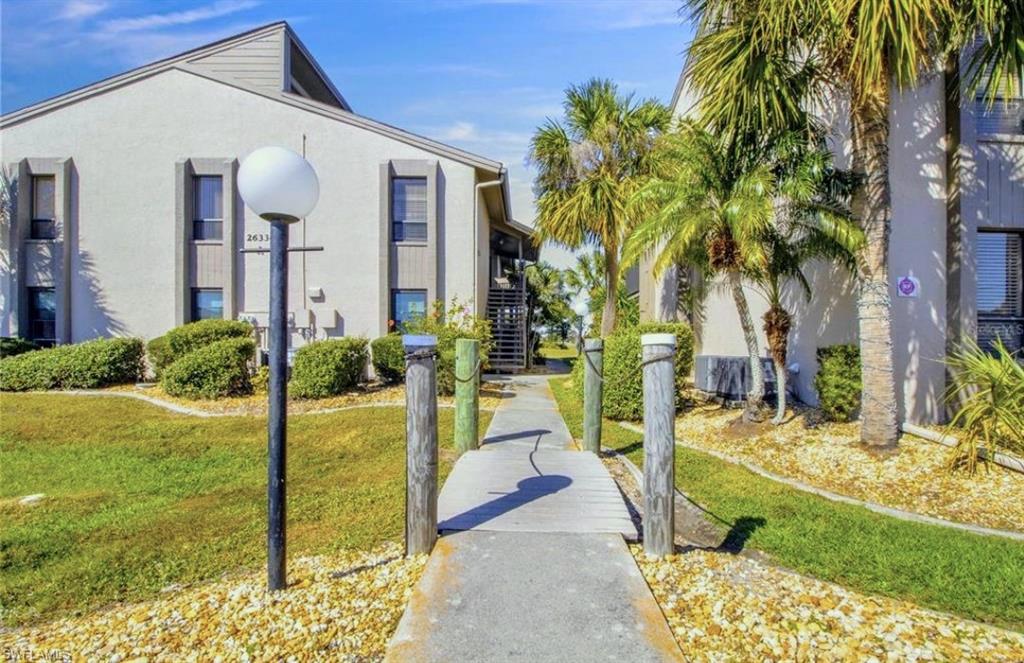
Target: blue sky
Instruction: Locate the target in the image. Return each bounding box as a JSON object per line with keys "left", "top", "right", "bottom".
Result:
{"left": 0, "top": 0, "right": 694, "bottom": 268}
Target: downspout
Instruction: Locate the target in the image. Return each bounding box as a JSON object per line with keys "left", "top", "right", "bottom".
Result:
{"left": 474, "top": 168, "right": 506, "bottom": 316}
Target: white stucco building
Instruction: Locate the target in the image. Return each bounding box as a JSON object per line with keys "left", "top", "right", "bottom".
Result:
{"left": 637, "top": 61, "right": 1023, "bottom": 425}
{"left": 0, "top": 22, "right": 536, "bottom": 370}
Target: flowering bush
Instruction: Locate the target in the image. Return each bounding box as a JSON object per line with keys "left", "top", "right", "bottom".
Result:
{"left": 402, "top": 299, "right": 492, "bottom": 396}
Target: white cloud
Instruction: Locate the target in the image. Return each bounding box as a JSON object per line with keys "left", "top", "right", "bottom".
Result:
{"left": 437, "top": 121, "right": 479, "bottom": 141}
{"left": 98, "top": 0, "right": 260, "bottom": 34}
{"left": 56, "top": 0, "right": 109, "bottom": 21}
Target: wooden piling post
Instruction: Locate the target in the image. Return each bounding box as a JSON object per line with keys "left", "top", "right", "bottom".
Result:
{"left": 404, "top": 334, "right": 439, "bottom": 556}
{"left": 583, "top": 338, "right": 604, "bottom": 454}
{"left": 454, "top": 338, "right": 480, "bottom": 455}
{"left": 642, "top": 332, "right": 676, "bottom": 557}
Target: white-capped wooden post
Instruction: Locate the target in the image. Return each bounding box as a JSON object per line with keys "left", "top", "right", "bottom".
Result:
{"left": 642, "top": 333, "right": 675, "bottom": 557}
{"left": 404, "top": 334, "right": 439, "bottom": 556}
{"left": 583, "top": 338, "right": 604, "bottom": 454}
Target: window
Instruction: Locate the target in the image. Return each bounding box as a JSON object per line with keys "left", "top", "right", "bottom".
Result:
{"left": 391, "top": 177, "right": 427, "bottom": 242}
{"left": 974, "top": 69, "right": 1023, "bottom": 135}
{"left": 27, "top": 287, "right": 56, "bottom": 346}
{"left": 193, "top": 176, "right": 223, "bottom": 240}
{"left": 977, "top": 231, "right": 1023, "bottom": 354}
{"left": 391, "top": 290, "right": 427, "bottom": 330}
{"left": 31, "top": 176, "right": 56, "bottom": 240}
{"left": 191, "top": 288, "right": 224, "bottom": 321}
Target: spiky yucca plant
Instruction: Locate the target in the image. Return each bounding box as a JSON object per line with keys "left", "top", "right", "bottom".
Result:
{"left": 944, "top": 340, "right": 1024, "bottom": 474}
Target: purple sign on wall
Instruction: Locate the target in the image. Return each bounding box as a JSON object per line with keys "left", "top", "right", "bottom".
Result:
{"left": 896, "top": 276, "right": 920, "bottom": 298}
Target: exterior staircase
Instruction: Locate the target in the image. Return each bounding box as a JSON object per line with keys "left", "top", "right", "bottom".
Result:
{"left": 487, "top": 284, "right": 527, "bottom": 372}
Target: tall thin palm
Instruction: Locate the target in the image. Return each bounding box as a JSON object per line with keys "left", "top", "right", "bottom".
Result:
{"left": 757, "top": 140, "right": 864, "bottom": 423}
{"left": 530, "top": 78, "right": 671, "bottom": 336}
{"left": 683, "top": 0, "right": 1022, "bottom": 446}
{"left": 625, "top": 121, "right": 775, "bottom": 421}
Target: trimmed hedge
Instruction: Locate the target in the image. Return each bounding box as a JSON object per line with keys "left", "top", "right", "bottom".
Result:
{"left": 146, "top": 335, "right": 173, "bottom": 379}
{"left": 290, "top": 337, "right": 369, "bottom": 399}
{"left": 814, "top": 344, "right": 861, "bottom": 422}
{"left": 165, "top": 320, "right": 253, "bottom": 364}
{"left": 371, "top": 334, "right": 405, "bottom": 384}
{"left": 162, "top": 338, "right": 255, "bottom": 399}
{"left": 0, "top": 338, "right": 145, "bottom": 391}
{"left": 0, "top": 337, "right": 40, "bottom": 358}
{"left": 572, "top": 322, "right": 695, "bottom": 421}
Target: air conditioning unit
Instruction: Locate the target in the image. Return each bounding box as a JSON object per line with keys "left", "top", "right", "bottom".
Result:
{"left": 694, "top": 355, "right": 777, "bottom": 401}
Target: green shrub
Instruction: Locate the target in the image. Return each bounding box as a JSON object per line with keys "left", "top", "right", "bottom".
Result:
{"left": 0, "top": 338, "right": 145, "bottom": 391}
{"left": 162, "top": 338, "right": 255, "bottom": 399}
{"left": 943, "top": 339, "right": 1024, "bottom": 474}
{"left": 814, "top": 344, "right": 861, "bottom": 422}
{"left": 0, "top": 337, "right": 39, "bottom": 358}
{"left": 371, "top": 334, "right": 405, "bottom": 384}
{"left": 403, "top": 299, "right": 492, "bottom": 396}
{"left": 252, "top": 365, "right": 270, "bottom": 395}
{"left": 146, "top": 335, "right": 173, "bottom": 379}
{"left": 571, "top": 322, "right": 695, "bottom": 421}
{"left": 165, "top": 319, "right": 253, "bottom": 363}
{"left": 290, "top": 337, "right": 369, "bottom": 399}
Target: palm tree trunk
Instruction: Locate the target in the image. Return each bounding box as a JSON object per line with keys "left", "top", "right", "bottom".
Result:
{"left": 851, "top": 85, "right": 900, "bottom": 448}
{"left": 763, "top": 304, "right": 791, "bottom": 425}
{"left": 601, "top": 250, "right": 619, "bottom": 337}
{"left": 729, "top": 271, "right": 764, "bottom": 421}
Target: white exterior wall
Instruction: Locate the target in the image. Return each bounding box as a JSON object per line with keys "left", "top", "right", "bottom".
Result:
{"left": 0, "top": 69, "right": 486, "bottom": 344}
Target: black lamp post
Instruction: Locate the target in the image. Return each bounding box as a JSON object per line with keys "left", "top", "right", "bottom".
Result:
{"left": 238, "top": 146, "right": 320, "bottom": 591}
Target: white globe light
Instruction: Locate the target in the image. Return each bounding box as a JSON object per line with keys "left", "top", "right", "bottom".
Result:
{"left": 238, "top": 146, "right": 320, "bottom": 222}
{"left": 573, "top": 301, "right": 589, "bottom": 317}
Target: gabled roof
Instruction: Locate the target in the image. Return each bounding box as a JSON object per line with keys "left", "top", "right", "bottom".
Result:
{"left": 0, "top": 22, "right": 505, "bottom": 174}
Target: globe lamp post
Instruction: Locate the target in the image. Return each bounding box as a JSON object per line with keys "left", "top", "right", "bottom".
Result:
{"left": 238, "top": 146, "right": 320, "bottom": 591}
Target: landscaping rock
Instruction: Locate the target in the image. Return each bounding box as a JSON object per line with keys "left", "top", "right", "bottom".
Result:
{"left": 0, "top": 542, "right": 425, "bottom": 661}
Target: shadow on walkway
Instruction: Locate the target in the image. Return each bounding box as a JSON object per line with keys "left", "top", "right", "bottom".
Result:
{"left": 439, "top": 475, "right": 572, "bottom": 531}
{"left": 482, "top": 429, "right": 553, "bottom": 446}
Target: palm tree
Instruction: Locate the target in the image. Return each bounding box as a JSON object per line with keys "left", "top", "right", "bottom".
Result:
{"left": 524, "top": 262, "right": 571, "bottom": 366}
{"left": 564, "top": 248, "right": 638, "bottom": 334}
{"left": 682, "top": 0, "right": 1022, "bottom": 446}
{"left": 530, "top": 78, "right": 671, "bottom": 336}
{"left": 756, "top": 139, "right": 864, "bottom": 423}
{"left": 625, "top": 121, "right": 775, "bottom": 421}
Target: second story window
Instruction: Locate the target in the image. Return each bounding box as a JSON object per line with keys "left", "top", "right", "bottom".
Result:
{"left": 392, "top": 177, "right": 427, "bottom": 242}
{"left": 31, "top": 175, "right": 56, "bottom": 240}
{"left": 975, "top": 71, "right": 1023, "bottom": 135}
{"left": 193, "top": 175, "right": 223, "bottom": 241}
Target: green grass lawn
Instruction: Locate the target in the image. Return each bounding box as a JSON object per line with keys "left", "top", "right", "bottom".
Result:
{"left": 550, "top": 378, "right": 1024, "bottom": 631}
{"left": 537, "top": 342, "right": 578, "bottom": 361}
{"left": 0, "top": 394, "right": 490, "bottom": 626}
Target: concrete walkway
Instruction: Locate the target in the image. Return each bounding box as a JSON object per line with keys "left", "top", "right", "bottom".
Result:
{"left": 386, "top": 375, "right": 682, "bottom": 662}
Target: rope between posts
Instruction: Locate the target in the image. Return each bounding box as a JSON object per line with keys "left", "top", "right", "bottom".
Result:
{"left": 405, "top": 348, "right": 437, "bottom": 362}
{"left": 639, "top": 352, "right": 675, "bottom": 369}
{"left": 583, "top": 346, "right": 604, "bottom": 382}
{"left": 453, "top": 359, "right": 483, "bottom": 383}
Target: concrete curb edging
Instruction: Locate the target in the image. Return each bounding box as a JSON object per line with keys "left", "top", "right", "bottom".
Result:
{"left": 901, "top": 421, "right": 1024, "bottom": 475}
{"left": 45, "top": 390, "right": 495, "bottom": 418}
{"left": 616, "top": 421, "right": 1024, "bottom": 542}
